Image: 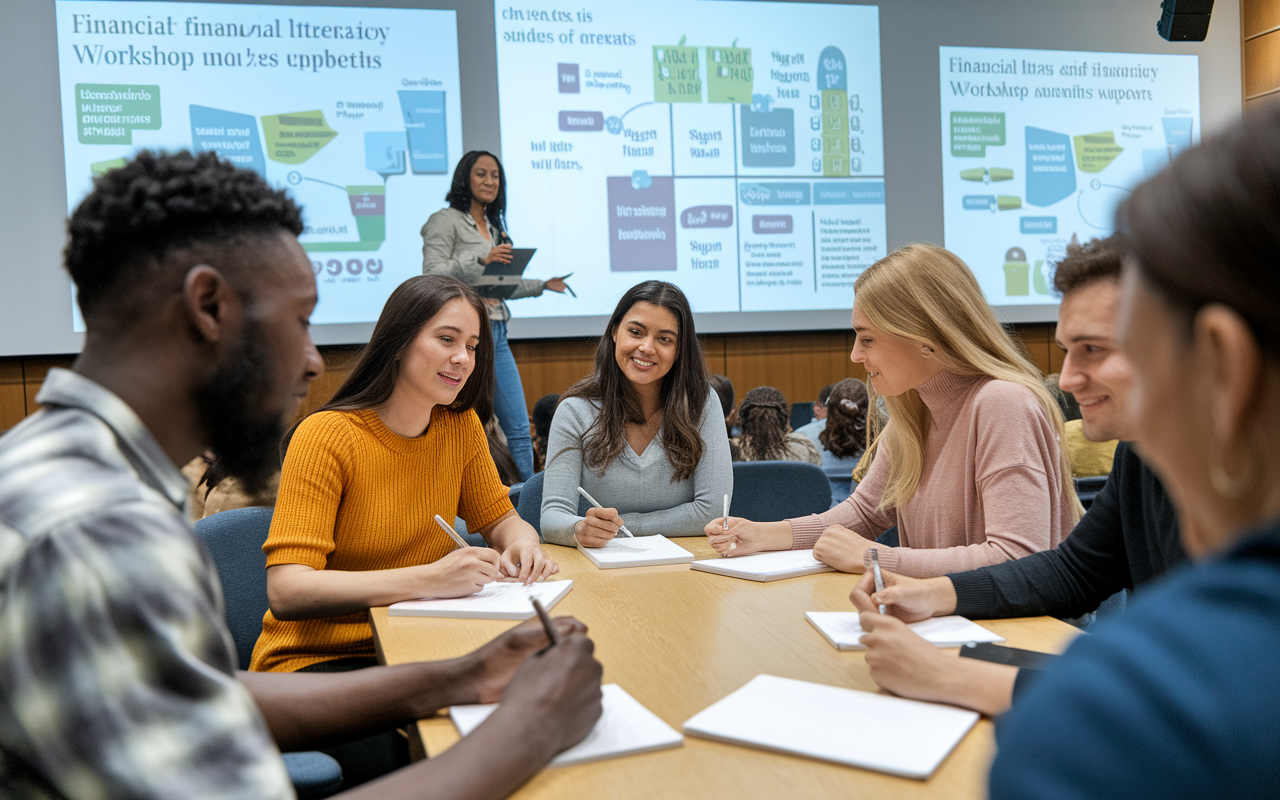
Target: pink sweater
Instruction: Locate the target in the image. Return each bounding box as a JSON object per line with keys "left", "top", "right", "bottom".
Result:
{"left": 790, "top": 371, "right": 1074, "bottom": 577}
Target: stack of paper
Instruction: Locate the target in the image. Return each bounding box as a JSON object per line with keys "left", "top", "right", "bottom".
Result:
{"left": 683, "top": 674, "right": 979, "bottom": 779}
{"left": 388, "top": 579, "right": 573, "bottom": 619}
{"left": 450, "top": 684, "right": 683, "bottom": 765}
{"left": 689, "top": 549, "right": 835, "bottom": 582}
{"left": 806, "top": 612, "right": 1005, "bottom": 651}
{"left": 578, "top": 535, "right": 695, "bottom": 569}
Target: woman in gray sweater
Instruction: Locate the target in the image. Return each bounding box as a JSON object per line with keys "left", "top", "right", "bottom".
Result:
{"left": 541, "top": 281, "right": 733, "bottom": 546}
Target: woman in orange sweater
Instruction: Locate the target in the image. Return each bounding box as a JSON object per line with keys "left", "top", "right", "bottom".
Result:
{"left": 250, "top": 275, "right": 557, "bottom": 678}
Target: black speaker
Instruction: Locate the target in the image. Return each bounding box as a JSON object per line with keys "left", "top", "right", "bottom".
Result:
{"left": 1158, "top": 0, "right": 1214, "bottom": 42}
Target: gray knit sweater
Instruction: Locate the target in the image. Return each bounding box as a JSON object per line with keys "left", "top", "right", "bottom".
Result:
{"left": 540, "top": 393, "right": 733, "bottom": 545}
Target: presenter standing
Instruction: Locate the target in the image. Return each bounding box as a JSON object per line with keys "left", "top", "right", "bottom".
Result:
{"left": 422, "top": 150, "right": 568, "bottom": 480}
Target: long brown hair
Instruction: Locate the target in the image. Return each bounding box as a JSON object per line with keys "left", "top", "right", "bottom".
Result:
{"left": 284, "top": 275, "right": 494, "bottom": 452}
{"left": 736, "top": 386, "right": 791, "bottom": 461}
{"left": 819, "top": 378, "right": 869, "bottom": 459}
{"left": 559, "top": 281, "right": 709, "bottom": 482}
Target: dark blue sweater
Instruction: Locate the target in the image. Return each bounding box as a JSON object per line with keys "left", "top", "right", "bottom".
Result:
{"left": 989, "top": 519, "right": 1280, "bottom": 799}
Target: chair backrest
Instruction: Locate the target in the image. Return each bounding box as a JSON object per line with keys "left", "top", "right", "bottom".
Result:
{"left": 729, "top": 461, "right": 832, "bottom": 522}
{"left": 517, "top": 471, "right": 591, "bottom": 540}
{"left": 789, "top": 402, "right": 814, "bottom": 432}
{"left": 192, "top": 506, "right": 275, "bottom": 671}
{"left": 1074, "top": 475, "right": 1108, "bottom": 511}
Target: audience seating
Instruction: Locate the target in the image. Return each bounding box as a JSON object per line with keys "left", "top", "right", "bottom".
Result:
{"left": 789, "top": 402, "right": 814, "bottom": 432}
{"left": 728, "top": 462, "right": 831, "bottom": 522}
{"left": 822, "top": 465, "right": 856, "bottom": 507}
{"left": 192, "top": 507, "right": 345, "bottom": 799}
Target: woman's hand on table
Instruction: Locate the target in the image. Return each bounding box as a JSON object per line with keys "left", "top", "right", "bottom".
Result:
{"left": 500, "top": 541, "right": 559, "bottom": 584}
{"left": 705, "top": 518, "right": 792, "bottom": 557}
{"left": 850, "top": 569, "right": 958, "bottom": 623}
{"left": 416, "top": 547, "right": 503, "bottom": 598}
{"left": 813, "top": 524, "right": 876, "bottom": 573}
{"left": 481, "top": 243, "right": 513, "bottom": 265}
{"left": 574, "top": 506, "right": 626, "bottom": 548}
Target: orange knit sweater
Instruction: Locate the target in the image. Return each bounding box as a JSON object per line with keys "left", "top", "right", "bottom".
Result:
{"left": 249, "top": 407, "right": 512, "bottom": 672}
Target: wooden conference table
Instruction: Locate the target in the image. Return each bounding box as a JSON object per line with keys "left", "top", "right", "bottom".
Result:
{"left": 370, "top": 539, "right": 1080, "bottom": 800}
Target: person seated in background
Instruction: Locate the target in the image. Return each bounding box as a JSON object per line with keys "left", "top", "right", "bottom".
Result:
{"left": 794, "top": 383, "right": 834, "bottom": 448}
{"left": 709, "top": 373, "right": 736, "bottom": 439}
{"left": 817, "top": 378, "right": 869, "bottom": 473}
{"left": 1046, "top": 369, "right": 1119, "bottom": 478}
{"left": 251, "top": 275, "right": 560, "bottom": 783}
{"left": 732, "top": 386, "right": 822, "bottom": 465}
{"left": 530, "top": 392, "right": 560, "bottom": 473}
{"left": 707, "top": 244, "right": 1080, "bottom": 577}
{"left": 989, "top": 104, "right": 1280, "bottom": 799}
{"left": 848, "top": 234, "right": 1186, "bottom": 717}
{"left": 541, "top": 281, "right": 732, "bottom": 547}
{"left": 0, "top": 150, "right": 602, "bottom": 799}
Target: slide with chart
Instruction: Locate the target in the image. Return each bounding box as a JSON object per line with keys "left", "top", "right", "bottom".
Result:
{"left": 494, "top": 1, "right": 884, "bottom": 317}
{"left": 55, "top": 0, "right": 461, "bottom": 327}
{"left": 939, "top": 46, "right": 1199, "bottom": 306}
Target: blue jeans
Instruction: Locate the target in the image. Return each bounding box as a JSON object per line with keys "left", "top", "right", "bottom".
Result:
{"left": 490, "top": 320, "right": 534, "bottom": 481}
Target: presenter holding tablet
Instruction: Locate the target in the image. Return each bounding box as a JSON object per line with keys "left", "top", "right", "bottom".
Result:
{"left": 422, "top": 150, "right": 570, "bottom": 480}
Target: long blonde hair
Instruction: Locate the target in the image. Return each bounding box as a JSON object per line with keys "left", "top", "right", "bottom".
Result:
{"left": 851, "top": 244, "right": 1082, "bottom": 519}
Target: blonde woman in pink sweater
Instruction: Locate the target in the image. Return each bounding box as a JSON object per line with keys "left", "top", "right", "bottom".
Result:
{"left": 706, "top": 245, "right": 1082, "bottom": 577}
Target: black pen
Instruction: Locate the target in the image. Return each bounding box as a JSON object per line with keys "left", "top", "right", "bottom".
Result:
{"left": 531, "top": 597, "right": 560, "bottom": 647}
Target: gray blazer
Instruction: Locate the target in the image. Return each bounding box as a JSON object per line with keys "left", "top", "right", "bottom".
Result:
{"left": 420, "top": 206, "right": 545, "bottom": 321}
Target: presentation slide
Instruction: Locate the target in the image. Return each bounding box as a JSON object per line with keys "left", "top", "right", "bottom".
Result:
{"left": 493, "top": 1, "right": 884, "bottom": 318}
{"left": 55, "top": 0, "right": 461, "bottom": 328}
{"left": 939, "top": 46, "right": 1199, "bottom": 306}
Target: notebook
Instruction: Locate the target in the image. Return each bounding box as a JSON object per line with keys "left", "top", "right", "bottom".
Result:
{"left": 387, "top": 579, "right": 573, "bottom": 619}
{"left": 578, "top": 535, "right": 695, "bottom": 569}
{"left": 450, "top": 683, "right": 683, "bottom": 766}
{"left": 806, "top": 612, "right": 1005, "bottom": 651}
{"left": 689, "top": 549, "right": 835, "bottom": 582}
{"left": 682, "top": 674, "right": 979, "bottom": 780}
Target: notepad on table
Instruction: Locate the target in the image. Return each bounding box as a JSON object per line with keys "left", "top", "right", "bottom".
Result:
{"left": 806, "top": 612, "right": 1005, "bottom": 651}
{"left": 683, "top": 674, "right": 978, "bottom": 780}
{"left": 689, "top": 549, "right": 835, "bottom": 582}
{"left": 578, "top": 535, "right": 695, "bottom": 569}
{"left": 388, "top": 579, "right": 573, "bottom": 619}
{"left": 450, "top": 683, "right": 682, "bottom": 766}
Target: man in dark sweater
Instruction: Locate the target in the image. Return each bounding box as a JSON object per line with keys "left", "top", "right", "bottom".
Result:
{"left": 847, "top": 236, "right": 1188, "bottom": 716}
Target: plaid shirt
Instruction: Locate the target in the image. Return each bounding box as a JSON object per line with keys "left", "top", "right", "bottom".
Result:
{"left": 0, "top": 369, "right": 293, "bottom": 799}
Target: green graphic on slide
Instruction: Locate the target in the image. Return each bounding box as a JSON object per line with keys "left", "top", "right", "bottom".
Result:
{"left": 1072, "top": 131, "right": 1123, "bottom": 173}
{"left": 706, "top": 46, "right": 752, "bottom": 103}
{"left": 90, "top": 158, "right": 127, "bottom": 175}
{"left": 1004, "top": 247, "right": 1029, "bottom": 296}
{"left": 303, "top": 186, "right": 385, "bottom": 253}
{"left": 75, "top": 84, "right": 161, "bottom": 145}
{"left": 654, "top": 39, "right": 702, "bottom": 103}
{"left": 261, "top": 110, "right": 337, "bottom": 165}
{"left": 950, "top": 112, "right": 1005, "bottom": 157}
{"left": 996, "top": 195, "right": 1021, "bottom": 210}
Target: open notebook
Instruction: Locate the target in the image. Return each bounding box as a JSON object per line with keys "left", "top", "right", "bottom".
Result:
{"left": 450, "top": 684, "right": 683, "bottom": 766}
{"left": 806, "top": 612, "right": 1005, "bottom": 651}
{"left": 388, "top": 579, "right": 573, "bottom": 619}
{"left": 689, "top": 549, "right": 835, "bottom": 582}
{"left": 683, "top": 674, "right": 979, "bottom": 780}
{"left": 578, "top": 535, "right": 695, "bottom": 569}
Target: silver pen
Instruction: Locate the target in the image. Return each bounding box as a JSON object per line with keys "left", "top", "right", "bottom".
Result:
{"left": 871, "top": 548, "right": 887, "bottom": 615}
{"left": 577, "top": 486, "right": 633, "bottom": 537}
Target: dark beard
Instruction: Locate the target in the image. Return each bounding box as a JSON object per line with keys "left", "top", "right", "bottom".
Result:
{"left": 193, "top": 317, "right": 287, "bottom": 497}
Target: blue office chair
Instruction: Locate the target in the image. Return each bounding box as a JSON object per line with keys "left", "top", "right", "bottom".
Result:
{"left": 790, "top": 402, "right": 814, "bottom": 432}
{"left": 821, "top": 465, "right": 856, "bottom": 507}
{"left": 1074, "top": 475, "right": 1108, "bottom": 511}
{"left": 516, "top": 471, "right": 590, "bottom": 540}
{"left": 729, "top": 462, "right": 832, "bottom": 522}
{"left": 193, "top": 507, "right": 344, "bottom": 799}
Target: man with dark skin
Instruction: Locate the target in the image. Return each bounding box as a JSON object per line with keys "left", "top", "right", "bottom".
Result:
{"left": 0, "top": 151, "right": 602, "bottom": 799}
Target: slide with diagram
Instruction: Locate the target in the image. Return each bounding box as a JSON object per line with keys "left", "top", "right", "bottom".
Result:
{"left": 56, "top": 0, "right": 460, "bottom": 327}
{"left": 494, "top": 0, "right": 885, "bottom": 317}
{"left": 939, "top": 46, "right": 1199, "bottom": 305}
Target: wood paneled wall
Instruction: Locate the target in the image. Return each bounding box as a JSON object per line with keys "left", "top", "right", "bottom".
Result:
{"left": 1244, "top": 0, "right": 1280, "bottom": 113}
{"left": 0, "top": 324, "right": 1059, "bottom": 433}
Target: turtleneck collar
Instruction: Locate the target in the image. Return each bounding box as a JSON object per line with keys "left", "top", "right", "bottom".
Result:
{"left": 913, "top": 370, "right": 983, "bottom": 415}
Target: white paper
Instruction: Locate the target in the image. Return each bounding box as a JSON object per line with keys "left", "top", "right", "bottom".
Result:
{"left": 578, "top": 535, "right": 695, "bottom": 569}
{"left": 690, "top": 549, "right": 835, "bottom": 581}
{"left": 388, "top": 579, "right": 573, "bottom": 619}
{"left": 450, "top": 684, "right": 683, "bottom": 766}
{"left": 806, "top": 612, "right": 1005, "bottom": 651}
{"left": 683, "top": 674, "right": 978, "bottom": 780}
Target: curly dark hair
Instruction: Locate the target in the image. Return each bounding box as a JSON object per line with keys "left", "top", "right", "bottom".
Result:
{"left": 65, "top": 150, "right": 303, "bottom": 324}
{"left": 819, "top": 378, "right": 869, "bottom": 459}
{"left": 736, "top": 386, "right": 791, "bottom": 461}
{"left": 1051, "top": 234, "right": 1122, "bottom": 297}
{"left": 445, "top": 150, "right": 507, "bottom": 237}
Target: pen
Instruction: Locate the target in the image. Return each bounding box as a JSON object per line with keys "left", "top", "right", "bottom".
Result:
{"left": 723, "top": 493, "right": 736, "bottom": 552}
{"left": 434, "top": 514, "right": 471, "bottom": 549}
{"left": 531, "top": 597, "right": 560, "bottom": 648}
{"left": 871, "top": 548, "right": 887, "bottom": 615}
{"left": 577, "top": 487, "right": 634, "bottom": 537}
